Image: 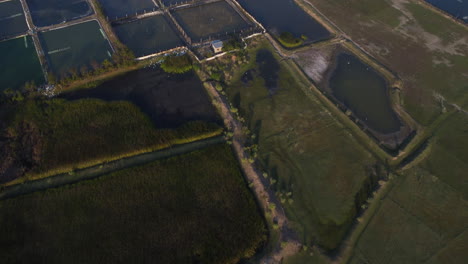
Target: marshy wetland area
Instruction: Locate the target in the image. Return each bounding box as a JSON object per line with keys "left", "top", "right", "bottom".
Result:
{"left": 0, "top": 0, "right": 467, "bottom": 263}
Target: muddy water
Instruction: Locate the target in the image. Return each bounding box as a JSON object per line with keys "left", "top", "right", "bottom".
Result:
{"left": 237, "top": 0, "right": 330, "bottom": 42}
{"left": 328, "top": 53, "right": 401, "bottom": 134}
{"left": 426, "top": 0, "right": 468, "bottom": 23}
{"left": 60, "top": 67, "right": 221, "bottom": 128}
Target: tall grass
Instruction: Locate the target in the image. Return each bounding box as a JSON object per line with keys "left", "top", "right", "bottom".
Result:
{"left": 0, "top": 144, "right": 267, "bottom": 264}
{"left": 3, "top": 98, "right": 222, "bottom": 184}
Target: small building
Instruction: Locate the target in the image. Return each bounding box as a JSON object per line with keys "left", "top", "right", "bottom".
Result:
{"left": 211, "top": 40, "right": 223, "bottom": 53}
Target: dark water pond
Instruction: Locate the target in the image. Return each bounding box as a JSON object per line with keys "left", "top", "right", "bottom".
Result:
{"left": 27, "top": 0, "right": 93, "bottom": 27}
{"left": 256, "top": 49, "right": 279, "bottom": 95}
{"left": 237, "top": 0, "right": 330, "bottom": 42}
{"left": 426, "top": 0, "right": 468, "bottom": 23}
{"left": 60, "top": 67, "right": 221, "bottom": 128}
{"left": 113, "top": 15, "right": 183, "bottom": 57}
{"left": 329, "top": 53, "right": 401, "bottom": 134}
{"left": 97, "top": 0, "right": 157, "bottom": 20}
{"left": 0, "top": 0, "right": 28, "bottom": 39}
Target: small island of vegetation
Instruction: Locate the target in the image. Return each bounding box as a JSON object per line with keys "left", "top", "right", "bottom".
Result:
{"left": 161, "top": 54, "right": 193, "bottom": 74}
{"left": 277, "top": 32, "right": 306, "bottom": 48}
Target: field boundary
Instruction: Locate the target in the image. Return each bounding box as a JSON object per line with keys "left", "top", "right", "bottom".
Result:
{"left": 0, "top": 135, "right": 225, "bottom": 200}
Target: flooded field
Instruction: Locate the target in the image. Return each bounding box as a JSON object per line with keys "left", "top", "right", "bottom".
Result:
{"left": 327, "top": 53, "right": 401, "bottom": 134}
{"left": 113, "top": 15, "right": 183, "bottom": 57}
{"left": 97, "top": 0, "right": 157, "bottom": 20}
{"left": 26, "top": 0, "right": 93, "bottom": 27}
{"left": 0, "top": 36, "right": 44, "bottom": 91}
{"left": 0, "top": 0, "right": 28, "bottom": 39}
{"left": 237, "top": 0, "right": 330, "bottom": 43}
{"left": 426, "top": 0, "right": 468, "bottom": 23}
{"left": 39, "top": 21, "right": 112, "bottom": 78}
{"left": 172, "top": 1, "right": 251, "bottom": 41}
{"left": 61, "top": 67, "right": 220, "bottom": 128}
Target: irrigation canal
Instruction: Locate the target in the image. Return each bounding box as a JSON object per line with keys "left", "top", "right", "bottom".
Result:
{"left": 0, "top": 135, "right": 225, "bottom": 201}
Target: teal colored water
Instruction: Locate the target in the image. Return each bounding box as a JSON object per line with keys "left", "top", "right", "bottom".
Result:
{"left": 329, "top": 53, "right": 401, "bottom": 134}
{"left": 113, "top": 15, "right": 183, "bottom": 57}
{"left": 26, "top": 0, "right": 93, "bottom": 27}
{"left": 0, "top": 36, "right": 44, "bottom": 91}
{"left": 0, "top": 0, "right": 28, "bottom": 39}
{"left": 39, "top": 21, "right": 113, "bottom": 78}
{"left": 237, "top": 0, "right": 330, "bottom": 43}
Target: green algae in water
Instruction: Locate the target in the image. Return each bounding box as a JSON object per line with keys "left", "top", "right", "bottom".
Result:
{"left": 39, "top": 20, "right": 113, "bottom": 78}
{"left": 0, "top": 36, "right": 44, "bottom": 91}
{"left": 329, "top": 53, "right": 401, "bottom": 134}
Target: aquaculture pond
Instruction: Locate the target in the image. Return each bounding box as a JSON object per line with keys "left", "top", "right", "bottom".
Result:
{"left": 97, "top": 0, "right": 157, "bottom": 20}
{"left": 426, "top": 0, "right": 468, "bottom": 23}
{"left": 328, "top": 53, "right": 401, "bottom": 134}
{"left": 237, "top": 0, "right": 330, "bottom": 43}
{"left": 172, "top": 0, "right": 251, "bottom": 41}
{"left": 0, "top": 36, "right": 44, "bottom": 91}
{"left": 26, "top": 0, "right": 93, "bottom": 27}
{"left": 113, "top": 15, "right": 183, "bottom": 57}
{"left": 61, "top": 67, "right": 221, "bottom": 128}
{"left": 0, "top": 0, "right": 28, "bottom": 39}
{"left": 39, "top": 20, "right": 113, "bottom": 78}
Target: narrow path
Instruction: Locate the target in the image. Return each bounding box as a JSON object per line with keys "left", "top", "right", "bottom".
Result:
{"left": 0, "top": 135, "right": 224, "bottom": 201}
{"left": 201, "top": 79, "right": 301, "bottom": 263}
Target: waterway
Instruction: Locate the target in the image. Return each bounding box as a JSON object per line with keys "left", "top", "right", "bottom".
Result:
{"left": 426, "top": 0, "right": 468, "bottom": 23}
{"left": 236, "top": 0, "right": 330, "bottom": 43}
{"left": 61, "top": 67, "right": 221, "bottom": 128}
{"left": 328, "top": 53, "right": 401, "bottom": 134}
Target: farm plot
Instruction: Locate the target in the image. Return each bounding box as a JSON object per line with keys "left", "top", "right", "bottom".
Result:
{"left": 39, "top": 20, "right": 112, "bottom": 78}
{"left": 97, "top": 0, "right": 157, "bottom": 20}
{"left": 349, "top": 111, "right": 468, "bottom": 264}
{"left": 0, "top": 143, "right": 267, "bottom": 264}
{"left": 224, "top": 46, "right": 380, "bottom": 250}
{"left": 0, "top": 36, "right": 44, "bottom": 91}
{"left": 113, "top": 15, "right": 183, "bottom": 57}
{"left": 26, "top": 0, "right": 93, "bottom": 27}
{"left": 0, "top": 0, "right": 28, "bottom": 39}
{"left": 306, "top": 0, "right": 468, "bottom": 126}
{"left": 172, "top": 0, "right": 251, "bottom": 42}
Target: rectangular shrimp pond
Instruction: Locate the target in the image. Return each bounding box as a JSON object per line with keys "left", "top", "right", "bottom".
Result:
{"left": 0, "top": 36, "right": 44, "bottom": 91}
{"left": 113, "top": 15, "right": 183, "bottom": 57}
{"left": 172, "top": 0, "right": 251, "bottom": 41}
{"left": 39, "top": 20, "right": 113, "bottom": 78}
{"left": 97, "top": 0, "right": 158, "bottom": 20}
{"left": 26, "top": 0, "right": 93, "bottom": 27}
{"left": 0, "top": 0, "right": 28, "bottom": 39}
{"left": 237, "top": 0, "right": 330, "bottom": 44}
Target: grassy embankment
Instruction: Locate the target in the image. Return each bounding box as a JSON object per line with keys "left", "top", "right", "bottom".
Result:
{"left": 2, "top": 98, "right": 222, "bottom": 185}
{"left": 208, "top": 39, "right": 382, "bottom": 251}
{"left": 0, "top": 143, "right": 267, "bottom": 264}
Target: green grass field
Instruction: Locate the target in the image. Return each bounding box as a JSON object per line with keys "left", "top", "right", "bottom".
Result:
{"left": 1, "top": 98, "right": 221, "bottom": 184}
{"left": 0, "top": 143, "right": 267, "bottom": 264}
{"left": 223, "top": 43, "right": 380, "bottom": 250}
{"left": 348, "top": 111, "right": 468, "bottom": 264}
{"left": 306, "top": 0, "right": 468, "bottom": 126}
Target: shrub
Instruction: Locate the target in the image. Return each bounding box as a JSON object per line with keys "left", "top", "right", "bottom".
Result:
{"left": 161, "top": 54, "right": 193, "bottom": 74}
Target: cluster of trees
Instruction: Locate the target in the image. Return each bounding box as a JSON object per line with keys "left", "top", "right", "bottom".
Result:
{"left": 48, "top": 47, "right": 136, "bottom": 86}
{"left": 160, "top": 54, "right": 193, "bottom": 74}
{"left": 222, "top": 36, "right": 243, "bottom": 52}
{"left": 277, "top": 32, "right": 307, "bottom": 48}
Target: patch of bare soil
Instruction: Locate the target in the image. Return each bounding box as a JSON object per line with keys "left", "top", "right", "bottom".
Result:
{"left": 292, "top": 45, "right": 336, "bottom": 83}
